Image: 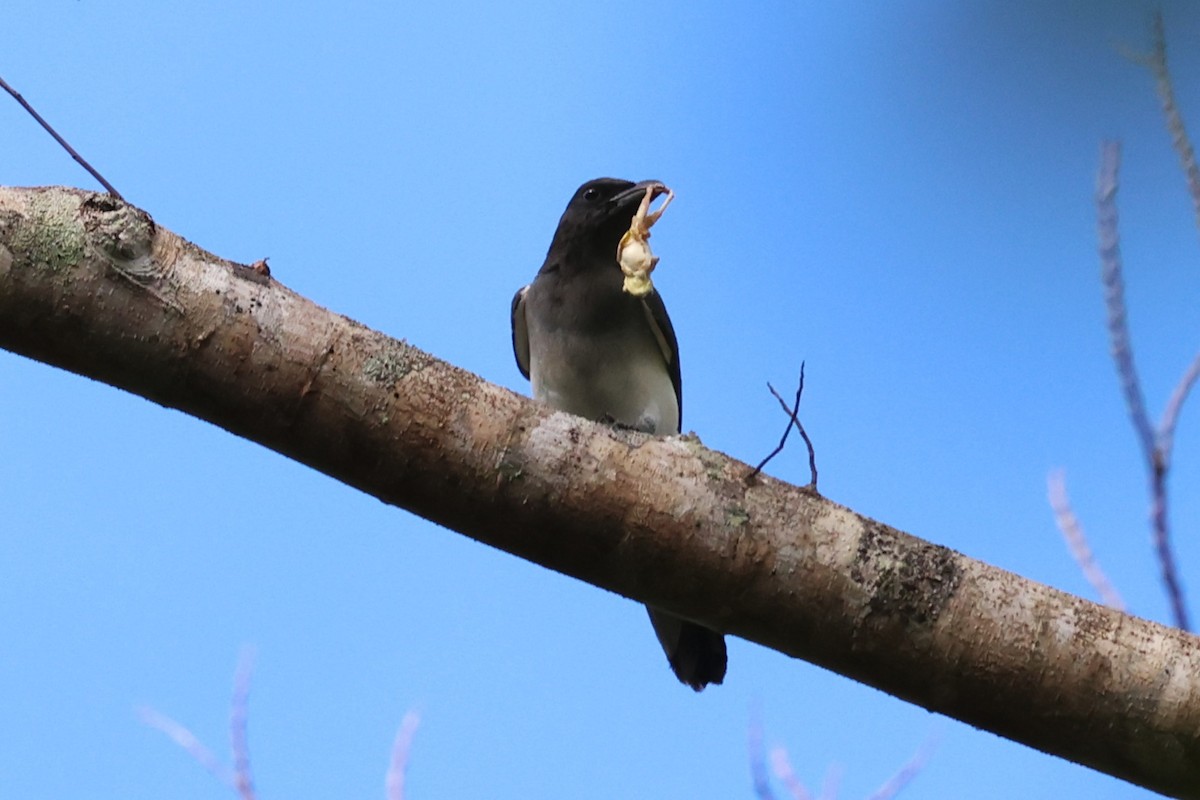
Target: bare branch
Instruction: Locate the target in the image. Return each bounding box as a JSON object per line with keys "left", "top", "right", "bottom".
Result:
{"left": 1047, "top": 470, "right": 1126, "bottom": 611}
{"left": 6, "top": 186, "right": 1200, "bottom": 796}
{"left": 0, "top": 74, "right": 123, "bottom": 200}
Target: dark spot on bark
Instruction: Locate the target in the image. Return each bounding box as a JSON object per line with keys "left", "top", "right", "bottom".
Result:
{"left": 362, "top": 344, "right": 429, "bottom": 386}
{"left": 81, "top": 194, "right": 124, "bottom": 214}
{"left": 496, "top": 460, "right": 524, "bottom": 482}
{"left": 852, "top": 520, "right": 961, "bottom": 628}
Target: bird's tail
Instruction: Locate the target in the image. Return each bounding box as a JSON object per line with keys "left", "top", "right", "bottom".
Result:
{"left": 646, "top": 607, "right": 727, "bottom": 691}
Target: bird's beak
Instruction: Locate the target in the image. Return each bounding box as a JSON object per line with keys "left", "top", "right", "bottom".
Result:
{"left": 610, "top": 180, "right": 668, "bottom": 211}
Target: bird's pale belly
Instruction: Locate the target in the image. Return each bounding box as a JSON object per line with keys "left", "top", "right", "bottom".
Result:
{"left": 529, "top": 330, "right": 678, "bottom": 434}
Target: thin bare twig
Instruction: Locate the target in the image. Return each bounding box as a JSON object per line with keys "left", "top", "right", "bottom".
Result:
{"left": 1098, "top": 142, "right": 1156, "bottom": 460}
{"left": 754, "top": 713, "right": 936, "bottom": 800}
{"left": 1159, "top": 351, "right": 1200, "bottom": 466}
{"left": 386, "top": 711, "right": 421, "bottom": 800}
{"left": 140, "top": 648, "right": 258, "bottom": 799}
{"left": 1134, "top": 11, "right": 1199, "bottom": 630}
{"left": 863, "top": 732, "right": 940, "bottom": 800}
{"left": 1047, "top": 470, "right": 1126, "bottom": 611}
{"left": 748, "top": 707, "right": 779, "bottom": 800}
{"left": 748, "top": 374, "right": 802, "bottom": 481}
{"left": 1096, "top": 140, "right": 1190, "bottom": 631}
{"left": 817, "top": 764, "right": 844, "bottom": 800}
{"left": 768, "top": 745, "right": 813, "bottom": 800}
{"left": 0, "top": 74, "right": 123, "bottom": 199}
{"left": 770, "top": 380, "right": 819, "bottom": 489}
{"left": 230, "top": 648, "right": 256, "bottom": 800}
{"left": 1145, "top": 11, "right": 1200, "bottom": 231}
{"left": 138, "top": 706, "right": 232, "bottom": 785}
{"left": 749, "top": 363, "right": 817, "bottom": 489}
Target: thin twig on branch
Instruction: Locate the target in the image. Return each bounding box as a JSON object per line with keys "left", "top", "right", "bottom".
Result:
{"left": 0, "top": 74, "right": 123, "bottom": 200}
{"left": 749, "top": 363, "right": 817, "bottom": 489}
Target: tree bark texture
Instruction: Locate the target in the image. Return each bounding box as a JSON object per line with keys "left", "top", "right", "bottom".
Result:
{"left": 1, "top": 186, "right": 1198, "bottom": 798}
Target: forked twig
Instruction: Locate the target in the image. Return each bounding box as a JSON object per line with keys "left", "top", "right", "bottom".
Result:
{"left": 1085, "top": 10, "right": 1200, "bottom": 631}
{"left": 1097, "top": 140, "right": 1190, "bottom": 631}
{"left": 749, "top": 363, "right": 817, "bottom": 488}
{"left": 140, "top": 647, "right": 257, "bottom": 800}
{"left": 0, "top": 74, "right": 123, "bottom": 199}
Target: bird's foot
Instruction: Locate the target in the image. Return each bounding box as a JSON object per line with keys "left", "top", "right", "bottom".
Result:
{"left": 599, "top": 414, "right": 657, "bottom": 435}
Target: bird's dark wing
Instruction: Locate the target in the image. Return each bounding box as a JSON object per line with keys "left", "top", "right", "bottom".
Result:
{"left": 639, "top": 289, "right": 682, "bottom": 430}
{"left": 511, "top": 285, "right": 531, "bottom": 380}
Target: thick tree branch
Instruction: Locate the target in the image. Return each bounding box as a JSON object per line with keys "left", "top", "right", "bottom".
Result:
{"left": 2, "top": 186, "right": 1200, "bottom": 798}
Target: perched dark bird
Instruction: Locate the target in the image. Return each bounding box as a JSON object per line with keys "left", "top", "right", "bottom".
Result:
{"left": 510, "top": 177, "right": 727, "bottom": 691}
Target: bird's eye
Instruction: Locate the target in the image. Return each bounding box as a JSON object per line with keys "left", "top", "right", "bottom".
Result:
{"left": 583, "top": 187, "right": 600, "bottom": 202}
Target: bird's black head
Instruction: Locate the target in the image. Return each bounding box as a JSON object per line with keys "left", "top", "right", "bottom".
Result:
{"left": 544, "top": 177, "right": 667, "bottom": 263}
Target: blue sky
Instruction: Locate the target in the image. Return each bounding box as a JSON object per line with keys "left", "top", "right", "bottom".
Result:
{"left": 2, "top": 2, "right": 1198, "bottom": 798}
